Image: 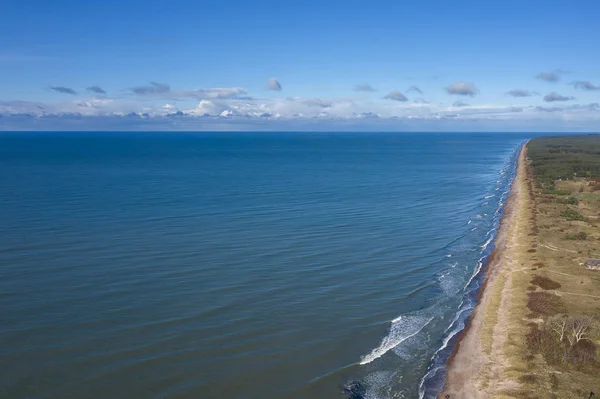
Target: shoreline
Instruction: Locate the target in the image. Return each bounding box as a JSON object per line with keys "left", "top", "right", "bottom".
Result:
{"left": 440, "top": 142, "right": 529, "bottom": 398}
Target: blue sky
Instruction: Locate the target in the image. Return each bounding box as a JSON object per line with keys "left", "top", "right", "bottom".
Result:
{"left": 1, "top": 0, "right": 600, "bottom": 131}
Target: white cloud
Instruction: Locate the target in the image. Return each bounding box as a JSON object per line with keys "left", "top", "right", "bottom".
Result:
{"left": 446, "top": 82, "right": 478, "bottom": 96}
{"left": 544, "top": 92, "right": 575, "bottom": 102}
{"left": 2, "top": 94, "right": 600, "bottom": 132}
{"left": 185, "top": 100, "right": 225, "bottom": 116}
{"left": 176, "top": 87, "right": 247, "bottom": 99}
{"left": 267, "top": 78, "right": 282, "bottom": 91}
{"left": 354, "top": 83, "right": 377, "bottom": 92}
{"left": 383, "top": 91, "right": 408, "bottom": 102}
{"left": 130, "top": 82, "right": 247, "bottom": 100}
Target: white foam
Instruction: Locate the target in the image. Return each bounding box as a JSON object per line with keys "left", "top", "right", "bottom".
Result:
{"left": 360, "top": 316, "right": 434, "bottom": 365}
{"left": 418, "top": 366, "right": 444, "bottom": 399}
{"left": 483, "top": 194, "right": 495, "bottom": 199}
{"left": 464, "top": 259, "right": 483, "bottom": 288}
{"left": 481, "top": 235, "right": 493, "bottom": 250}
{"left": 363, "top": 370, "right": 399, "bottom": 399}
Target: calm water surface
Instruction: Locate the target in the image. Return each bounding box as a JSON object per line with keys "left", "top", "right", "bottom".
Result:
{"left": 0, "top": 132, "right": 531, "bottom": 398}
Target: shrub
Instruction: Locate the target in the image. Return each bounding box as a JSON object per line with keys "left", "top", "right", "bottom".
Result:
{"left": 560, "top": 209, "right": 586, "bottom": 221}
{"left": 518, "top": 374, "right": 537, "bottom": 384}
{"left": 556, "top": 196, "right": 579, "bottom": 205}
{"left": 531, "top": 275, "right": 561, "bottom": 290}
{"left": 569, "top": 339, "right": 597, "bottom": 364}
{"left": 565, "top": 232, "right": 588, "bottom": 240}
{"left": 527, "top": 292, "right": 566, "bottom": 315}
{"left": 526, "top": 324, "right": 567, "bottom": 365}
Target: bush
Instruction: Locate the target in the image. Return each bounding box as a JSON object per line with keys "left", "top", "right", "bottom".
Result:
{"left": 526, "top": 324, "right": 567, "bottom": 365}
{"left": 550, "top": 373, "right": 559, "bottom": 391}
{"left": 518, "top": 374, "right": 537, "bottom": 384}
{"left": 527, "top": 292, "right": 566, "bottom": 315}
{"left": 531, "top": 275, "right": 561, "bottom": 290}
{"left": 560, "top": 209, "right": 586, "bottom": 221}
{"left": 526, "top": 315, "right": 598, "bottom": 368}
{"left": 556, "top": 196, "right": 579, "bottom": 205}
{"left": 565, "top": 232, "right": 588, "bottom": 240}
{"left": 569, "top": 339, "right": 597, "bottom": 364}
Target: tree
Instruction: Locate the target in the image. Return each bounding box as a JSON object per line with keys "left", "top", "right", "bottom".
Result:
{"left": 566, "top": 316, "right": 592, "bottom": 346}
{"left": 548, "top": 315, "right": 567, "bottom": 342}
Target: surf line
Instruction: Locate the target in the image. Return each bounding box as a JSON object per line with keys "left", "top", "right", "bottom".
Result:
{"left": 359, "top": 316, "right": 435, "bottom": 365}
{"left": 417, "top": 140, "right": 525, "bottom": 399}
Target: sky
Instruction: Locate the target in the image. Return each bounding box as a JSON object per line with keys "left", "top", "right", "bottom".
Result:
{"left": 1, "top": 0, "right": 600, "bottom": 131}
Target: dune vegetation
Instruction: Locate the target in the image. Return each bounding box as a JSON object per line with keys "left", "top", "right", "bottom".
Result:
{"left": 502, "top": 135, "right": 600, "bottom": 398}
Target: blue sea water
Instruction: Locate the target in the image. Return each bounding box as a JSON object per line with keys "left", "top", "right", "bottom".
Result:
{"left": 0, "top": 132, "right": 531, "bottom": 399}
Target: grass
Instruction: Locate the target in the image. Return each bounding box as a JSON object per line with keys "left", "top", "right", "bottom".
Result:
{"left": 543, "top": 189, "right": 571, "bottom": 196}
{"left": 480, "top": 272, "right": 507, "bottom": 355}
{"left": 560, "top": 208, "right": 586, "bottom": 221}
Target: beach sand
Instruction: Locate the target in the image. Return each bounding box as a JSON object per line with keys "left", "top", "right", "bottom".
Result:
{"left": 440, "top": 144, "right": 530, "bottom": 398}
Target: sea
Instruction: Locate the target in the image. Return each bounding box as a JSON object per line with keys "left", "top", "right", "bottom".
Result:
{"left": 0, "top": 132, "right": 534, "bottom": 399}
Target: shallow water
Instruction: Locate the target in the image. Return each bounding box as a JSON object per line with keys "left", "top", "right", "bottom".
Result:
{"left": 0, "top": 132, "right": 531, "bottom": 399}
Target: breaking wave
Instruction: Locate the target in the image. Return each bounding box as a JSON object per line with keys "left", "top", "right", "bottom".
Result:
{"left": 360, "top": 316, "right": 435, "bottom": 365}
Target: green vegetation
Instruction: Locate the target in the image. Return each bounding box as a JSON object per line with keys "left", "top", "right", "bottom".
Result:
{"left": 528, "top": 135, "right": 600, "bottom": 190}
{"left": 565, "top": 232, "right": 588, "bottom": 240}
{"left": 543, "top": 188, "right": 571, "bottom": 196}
{"left": 560, "top": 208, "right": 586, "bottom": 221}
{"left": 556, "top": 196, "right": 579, "bottom": 205}
{"left": 516, "top": 134, "right": 600, "bottom": 398}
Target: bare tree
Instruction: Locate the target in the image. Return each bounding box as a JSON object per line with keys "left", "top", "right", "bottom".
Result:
{"left": 548, "top": 316, "right": 567, "bottom": 342}
{"left": 566, "top": 316, "right": 592, "bottom": 346}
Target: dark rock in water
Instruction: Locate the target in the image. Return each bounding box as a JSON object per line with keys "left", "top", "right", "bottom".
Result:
{"left": 343, "top": 381, "right": 366, "bottom": 399}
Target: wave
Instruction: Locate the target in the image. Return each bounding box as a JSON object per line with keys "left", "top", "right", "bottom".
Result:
{"left": 360, "top": 316, "right": 435, "bottom": 365}
{"left": 480, "top": 235, "right": 494, "bottom": 251}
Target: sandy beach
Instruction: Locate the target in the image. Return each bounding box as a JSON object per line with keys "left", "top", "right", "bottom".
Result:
{"left": 441, "top": 143, "right": 530, "bottom": 398}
